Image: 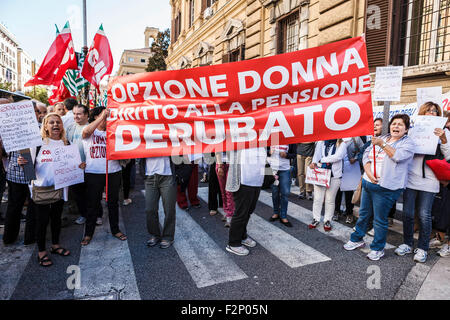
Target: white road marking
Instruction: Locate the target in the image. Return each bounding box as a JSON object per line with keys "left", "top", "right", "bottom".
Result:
{"left": 198, "top": 188, "right": 331, "bottom": 268}
{"left": 74, "top": 206, "right": 141, "bottom": 300}
{"left": 141, "top": 190, "right": 248, "bottom": 288}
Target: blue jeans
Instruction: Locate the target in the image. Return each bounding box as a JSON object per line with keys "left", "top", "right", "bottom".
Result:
{"left": 402, "top": 188, "right": 435, "bottom": 251}
{"left": 271, "top": 170, "right": 291, "bottom": 219}
{"left": 351, "top": 179, "right": 402, "bottom": 251}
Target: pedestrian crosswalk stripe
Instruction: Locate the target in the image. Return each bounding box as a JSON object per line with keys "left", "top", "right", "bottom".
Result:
{"left": 146, "top": 193, "right": 248, "bottom": 289}
{"left": 290, "top": 185, "right": 413, "bottom": 239}
{"left": 74, "top": 207, "right": 141, "bottom": 300}
{"left": 0, "top": 228, "right": 35, "bottom": 300}
{"left": 258, "top": 189, "right": 395, "bottom": 249}
{"left": 198, "top": 188, "right": 331, "bottom": 268}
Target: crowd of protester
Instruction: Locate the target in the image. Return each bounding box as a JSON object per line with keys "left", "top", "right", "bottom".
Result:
{"left": 1, "top": 95, "right": 449, "bottom": 267}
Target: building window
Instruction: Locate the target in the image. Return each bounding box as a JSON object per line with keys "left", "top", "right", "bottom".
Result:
{"left": 189, "top": 0, "right": 195, "bottom": 28}
{"left": 277, "top": 10, "right": 299, "bottom": 54}
{"left": 128, "top": 57, "right": 134, "bottom": 62}
{"left": 141, "top": 58, "right": 146, "bottom": 63}
{"left": 398, "top": 0, "right": 450, "bottom": 67}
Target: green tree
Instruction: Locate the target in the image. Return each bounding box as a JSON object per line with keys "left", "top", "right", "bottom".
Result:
{"left": 146, "top": 28, "right": 170, "bottom": 72}
{"left": 0, "top": 82, "right": 13, "bottom": 91}
{"left": 25, "top": 87, "right": 49, "bottom": 105}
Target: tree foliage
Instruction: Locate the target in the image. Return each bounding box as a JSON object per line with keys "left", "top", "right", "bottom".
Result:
{"left": 0, "top": 82, "right": 13, "bottom": 91}
{"left": 25, "top": 87, "right": 49, "bottom": 105}
{"left": 146, "top": 28, "right": 170, "bottom": 72}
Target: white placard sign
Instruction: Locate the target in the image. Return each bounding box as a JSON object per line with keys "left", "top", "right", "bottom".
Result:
{"left": 408, "top": 116, "right": 447, "bottom": 155}
{"left": 305, "top": 167, "right": 331, "bottom": 188}
{"left": 417, "top": 86, "right": 442, "bottom": 112}
{"left": 373, "top": 66, "right": 404, "bottom": 102}
{"left": 52, "top": 144, "right": 84, "bottom": 189}
{"left": 0, "top": 100, "right": 42, "bottom": 152}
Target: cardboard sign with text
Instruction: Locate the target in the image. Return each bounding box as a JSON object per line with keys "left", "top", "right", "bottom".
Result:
{"left": 52, "top": 144, "right": 84, "bottom": 189}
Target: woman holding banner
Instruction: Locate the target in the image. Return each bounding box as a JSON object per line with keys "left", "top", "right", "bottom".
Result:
{"left": 80, "top": 107, "right": 127, "bottom": 246}
{"left": 308, "top": 139, "right": 347, "bottom": 232}
{"left": 344, "top": 114, "right": 415, "bottom": 261}
{"left": 25, "top": 113, "right": 83, "bottom": 267}
{"left": 394, "top": 102, "right": 450, "bottom": 263}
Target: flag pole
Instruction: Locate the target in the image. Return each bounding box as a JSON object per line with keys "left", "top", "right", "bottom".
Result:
{"left": 83, "top": 0, "right": 90, "bottom": 105}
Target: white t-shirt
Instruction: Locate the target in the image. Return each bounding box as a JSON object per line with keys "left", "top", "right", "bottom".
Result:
{"left": 83, "top": 129, "right": 121, "bottom": 174}
{"left": 146, "top": 157, "right": 172, "bottom": 176}
{"left": 267, "top": 145, "right": 290, "bottom": 171}
{"left": 240, "top": 147, "right": 267, "bottom": 187}
{"left": 363, "top": 143, "right": 387, "bottom": 183}
{"left": 66, "top": 123, "right": 88, "bottom": 162}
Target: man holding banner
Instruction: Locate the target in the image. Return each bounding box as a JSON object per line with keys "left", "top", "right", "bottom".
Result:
{"left": 105, "top": 36, "right": 374, "bottom": 255}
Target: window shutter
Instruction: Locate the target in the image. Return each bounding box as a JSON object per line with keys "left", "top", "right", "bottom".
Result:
{"left": 365, "top": 0, "right": 391, "bottom": 71}
{"left": 222, "top": 53, "right": 229, "bottom": 64}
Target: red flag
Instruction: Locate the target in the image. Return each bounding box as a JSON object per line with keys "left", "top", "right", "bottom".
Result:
{"left": 81, "top": 24, "right": 113, "bottom": 91}
{"left": 48, "top": 81, "right": 75, "bottom": 105}
{"left": 25, "top": 22, "right": 77, "bottom": 87}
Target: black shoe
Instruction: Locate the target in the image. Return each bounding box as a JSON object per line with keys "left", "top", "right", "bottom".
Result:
{"left": 192, "top": 204, "right": 201, "bottom": 208}
{"left": 160, "top": 239, "right": 174, "bottom": 249}
{"left": 298, "top": 192, "right": 306, "bottom": 200}
{"left": 146, "top": 236, "right": 160, "bottom": 247}
{"left": 269, "top": 215, "right": 279, "bottom": 222}
{"left": 280, "top": 219, "right": 293, "bottom": 227}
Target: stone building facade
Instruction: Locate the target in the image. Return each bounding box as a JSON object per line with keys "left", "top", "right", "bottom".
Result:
{"left": 0, "top": 23, "right": 19, "bottom": 90}
{"left": 117, "top": 27, "right": 159, "bottom": 76}
{"left": 167, "top": 0, "right": 450, "bottom": 106}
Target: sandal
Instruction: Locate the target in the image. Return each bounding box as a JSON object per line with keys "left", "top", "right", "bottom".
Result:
{"left": 50, "top": 247, "right": 70, "bottom": 256}
{"left": 81, "top": 236, "right": 92, "bottom": 246}
{"left": 113, "top": 232, "right": 127, "bottom": 241}
{"left": 38, "top": 254, "right": 53, "bottom": 267}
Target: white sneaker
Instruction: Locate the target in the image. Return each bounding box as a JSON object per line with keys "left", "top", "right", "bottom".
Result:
{"left": 437, "top": 244, "right": 450, "bottom": 257}
{"left": 241, "top": 237, "right": 256, "bottom": 248}
{"left": 96, "top": 217, "right": 103, "bottom": 225}
{"left": 75, "top": 216, "right": 86, "bottom": 225}
{"left": 123, "top": 199, "right": 132, "bottom": 206}
{"left": 367, "top": 249, "right": 385, "bottom": 261}
{"left": 224, "top": 217, "right": 231, "bottom": 228}
{"left": 226, "top": 245, "right": 249, "bottom": 256}
{"left": 352, "top": 226, "right": 356, "bottom": 232}
{"left": 343, "top": 240, "right": 365, "bottom": 251}
{"left": 413, "top": 248, "right": 427, "bottom": 263}
{"left": 429, "top": 236, "right": 444, "bottom": 249}
{"left": 367, "top": 228, "right": 375, "bottom": 237}
{"left": 395, "top": 244, "right": 413, "bottom": 256}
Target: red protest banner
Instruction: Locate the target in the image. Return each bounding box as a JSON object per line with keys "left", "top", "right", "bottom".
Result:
{"left": 107, "top": 36, "right": 373, "bottom": 160}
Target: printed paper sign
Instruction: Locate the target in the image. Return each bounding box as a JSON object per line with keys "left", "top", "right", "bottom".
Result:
{"left": 52, "top": 144, "right": 84, "bottom": 189}
{"left": 305, "top": 167, "right": 331, "bottom": 188}
{"left": 106, "top": 36, "right": 374, "bottom": 160}
{"left": 373, "top": 66, "right": 403, "bottom": 102}
{"left": 0, "top": 101, "right": 42, "bottom": 153}
{"left": 408, "top": 116, "right": 448, "bottom": 155}
{"left": 417, "top": 86, "right": 442, "bottom": 112}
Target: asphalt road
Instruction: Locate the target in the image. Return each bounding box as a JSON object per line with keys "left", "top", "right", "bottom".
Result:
{"left": 0, "top": 172, "right": 441, "bottom": 300}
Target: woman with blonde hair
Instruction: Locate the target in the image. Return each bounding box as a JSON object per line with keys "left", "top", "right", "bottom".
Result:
{"left": 308, "top": 138, "right": 347, "bottom": 231}
{"left": 18, "top": 113, "right": 85, "bottom": 267}
{"left": 394, "top": 102, "right": 450, "bottom": 262}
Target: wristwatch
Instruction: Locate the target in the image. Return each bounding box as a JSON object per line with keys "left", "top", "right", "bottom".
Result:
{"left": 381, "top": 142, "right": 387, "bottom": 149}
